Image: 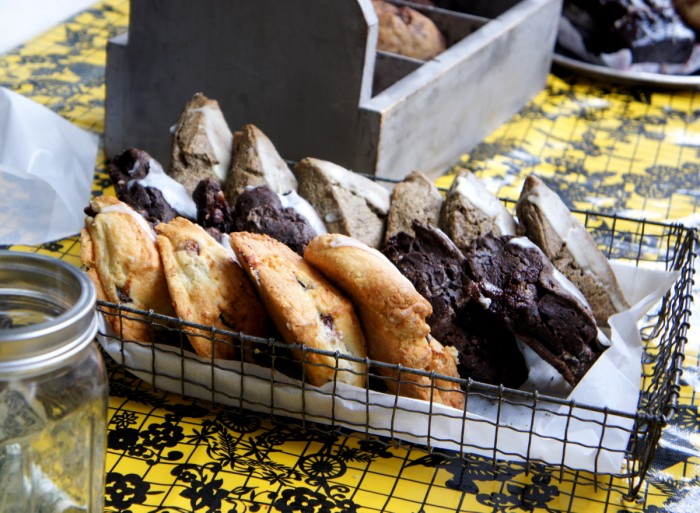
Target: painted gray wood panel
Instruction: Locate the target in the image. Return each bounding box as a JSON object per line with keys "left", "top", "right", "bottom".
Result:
{"left": 105, "top": 0, "right": 561, "bottom": 179}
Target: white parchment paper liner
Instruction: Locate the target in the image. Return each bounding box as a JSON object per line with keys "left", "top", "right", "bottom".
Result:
{"left": 99, "top": 261, "right": 679, "bottom": 473}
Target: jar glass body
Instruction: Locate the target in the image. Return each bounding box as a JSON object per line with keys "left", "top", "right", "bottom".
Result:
{"left": 0, "top": 251, "right": 107, "bottom": 513}
{"left": 0, "top": 341, "right": 108, "bottom": 513}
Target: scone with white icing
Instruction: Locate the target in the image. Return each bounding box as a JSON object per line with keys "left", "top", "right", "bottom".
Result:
{"left": 169, "top": 92, "right": 234, "bottom": 195}
{"left": 516, "top": 175, "right": 629, "bottom": 327}
{"left": 223, "top": 124, "right": 299, "bottom": 206}
{"left": 384, "top": 170, "right": 443, "bottom": 244}
{"left": 439, "top": 171, "right": 516, "bottom": 253}
{"left": 294, "top": 157, "right": 391, "bottom": 248}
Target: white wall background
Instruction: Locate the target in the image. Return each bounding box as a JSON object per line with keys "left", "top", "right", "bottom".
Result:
{"left": 0, "top": 0, "right": 97, "bottom": 54}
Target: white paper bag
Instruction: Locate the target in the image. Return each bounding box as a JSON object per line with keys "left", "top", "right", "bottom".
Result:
{"left": 0, "top": 87, "right": 98, "bottom": 245}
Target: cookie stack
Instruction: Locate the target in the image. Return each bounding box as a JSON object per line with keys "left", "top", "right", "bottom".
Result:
{"left": 83, "top": 93, "right": 630, "bottom": 409}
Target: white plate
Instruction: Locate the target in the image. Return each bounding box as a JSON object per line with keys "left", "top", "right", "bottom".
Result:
{"left": 552, "top": 52, "right": 700, "bottom": 90}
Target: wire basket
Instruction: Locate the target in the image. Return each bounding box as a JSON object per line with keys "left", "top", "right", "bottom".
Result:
{"left": 97, "top": 207, "right": 696, "bottom": 500}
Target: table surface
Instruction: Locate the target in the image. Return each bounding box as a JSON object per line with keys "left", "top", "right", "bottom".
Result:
{"left": 1, "top": 1, "right": 699, "bottom": 512}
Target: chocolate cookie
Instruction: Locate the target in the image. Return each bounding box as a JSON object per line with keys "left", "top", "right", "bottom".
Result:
{"left": 383, "top": 222, "right": 528, "bottom": 388}
{"left": 232, "top": 185, "right": 319, "bottom": 255}
{"left": 193, "top": 177, "right": 235, "bottom": 234}
{"left": 464, "top": 234, "right": 606, "bottom": 387}
{"left": 107, "top": 147, "right": 198, "bottom": 224}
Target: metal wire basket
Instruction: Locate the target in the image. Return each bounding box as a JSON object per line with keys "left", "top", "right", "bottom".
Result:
{"left": 97, "top": 207, "right": 696, "bottom": 500}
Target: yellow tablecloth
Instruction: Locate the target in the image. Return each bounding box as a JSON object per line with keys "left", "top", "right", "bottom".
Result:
{"left": 1, "top": 1, "right": 699, "bottom": 512}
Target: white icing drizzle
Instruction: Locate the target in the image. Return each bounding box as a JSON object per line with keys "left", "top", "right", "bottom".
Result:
{"left": 328, "top": 234, "right": 396, "bottom": 268}
{"left": 307, "top": 158, "right": 390, "bottom": 213}
{"left": 523, "top": 181, "right": 628, "bottom": 311}
{"left": 136, "top": 159, "right": 198, "bottom": 220}
{"left": 278, "top": 191, "right": 327, "bottom": 235}
{"left": 187, "top": 104, "right": 233, "bottom": 182}
{"left": 254, "top": 131, "right": 298, "bottom": 193}
{"left": 101, "top": 203, "right": 157, "bottom": 242}
{"left": 453, "top": 173, "right": 516, "bottom": 235}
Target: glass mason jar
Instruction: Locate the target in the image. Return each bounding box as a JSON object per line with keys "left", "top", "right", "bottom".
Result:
{"left": 0, "top": 250, "right": 108, "bottom": 513}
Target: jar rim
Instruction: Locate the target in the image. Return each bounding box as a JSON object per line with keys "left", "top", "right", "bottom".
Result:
{"left": 0, "top": 250, "right": 97, "bottom": 371}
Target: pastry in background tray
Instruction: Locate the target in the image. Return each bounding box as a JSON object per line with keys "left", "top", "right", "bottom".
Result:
{"left": 229, "top": 231, "right": 368, "bottom": 388}
{"left": 232, "top": 185, "right": 321, "bottom": 256}
{"left": 169, "top": 92, "right": 234, "bottom": 195}
{"left": 560, "top": 0, "right": 696, "bottom": 66}
{"left": 384, "top": 170, "right": 443, "bottom": 244}
{"left": 372, "top": 0, "right": 446, "bottom": 60}
{"left": 439, "top": 171, "right": 517, "bottom": 254}
{"left": 81, "top": 195, "right": 175, "bottom": 343}
{"left": 295, "top": 157, "right": 391, "bottom": 248}
{"left": 383, "top": 221, "right": 528, "bottom": 389}
{"left": 464, "top": 234, "right": 608, "bottom": 387}
{"left": 305, "top": 233, "right": 464, "bottom": 409}
{"left": 516, "top": 175, "right": 629, "bottom": 327}
{"left": 223, "top": 124, "right": 299, "bottom": 206}
{"left": 107, "top": 147, "right": 198, "bottom": 224}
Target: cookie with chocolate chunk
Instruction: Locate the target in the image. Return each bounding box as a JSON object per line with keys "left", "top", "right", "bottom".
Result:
{"left": 155, "top": 217, "right": 267, "bottom": 360}
{"left": 373, "top": 0, "right": 446, "bottom": 60}
{"left": 81, "top": 195, "right": 175, "bottom": 343}
{"left": 464, "top": 234, "right": 606, "bottom": 387}
{"left": 229, "top": 231, "right": 367, "bottom": 387}
{"left": 383, "top": 221, "right": 528, "bottom": 388}
{"left": 232, "top": 185, "right": 319, "bottom": 255}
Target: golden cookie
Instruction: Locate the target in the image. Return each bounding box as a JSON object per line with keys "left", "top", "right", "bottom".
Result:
{"left": 81, "top": 195, "right": 175, "bottom": 343}
{"left": 304, "top": 233, "right": 464, "bottom": 409}
{"left": 155, "top": 217, "right": 267, "bottom": 360}
{"left": 229, "top": 232, "right": 368, "bottom": 387}
{"left": 372, "top": 0, "right": 446, "bottom": 60}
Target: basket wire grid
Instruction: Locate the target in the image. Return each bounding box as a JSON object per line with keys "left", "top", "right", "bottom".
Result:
{"left": 97, "top": 204, "right": 696, "bottom": 500}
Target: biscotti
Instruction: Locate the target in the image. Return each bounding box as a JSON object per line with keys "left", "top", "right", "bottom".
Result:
{"left": 516, "top": 175, "right": 629, "bottom": 326}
